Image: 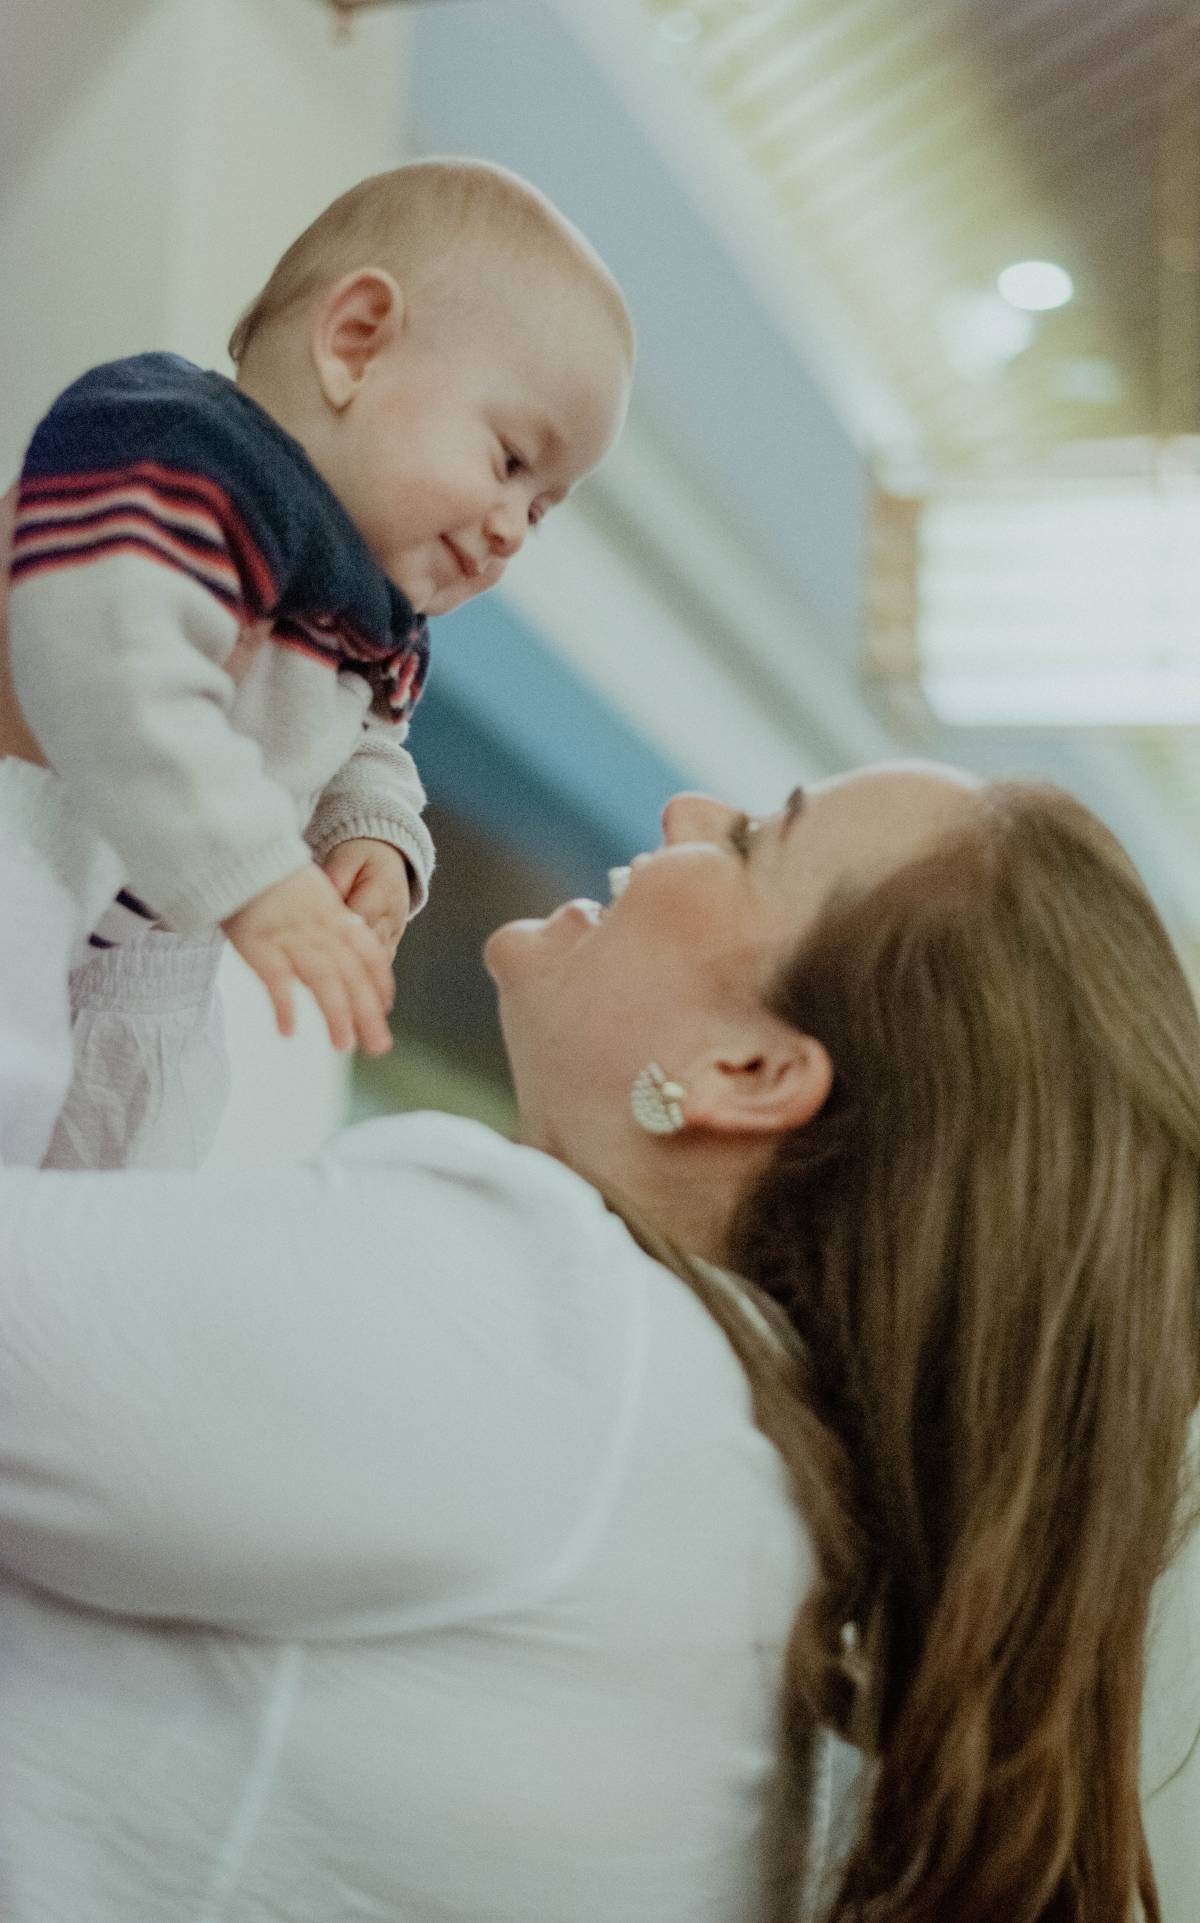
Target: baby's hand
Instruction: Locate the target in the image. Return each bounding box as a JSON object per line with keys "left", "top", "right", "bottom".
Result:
{"left": 320, "top": 838, "right": 412, "bottom": 963}
{"left": 222, "top": 863, "right": 394, "bottom": 1056}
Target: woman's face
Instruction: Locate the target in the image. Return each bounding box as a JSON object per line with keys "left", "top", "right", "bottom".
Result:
{"left": 485, "top": 760, "right": 980, "bottom": 1148}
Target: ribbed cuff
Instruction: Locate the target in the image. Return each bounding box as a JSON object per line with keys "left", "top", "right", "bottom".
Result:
{"left": 306, "top": 810, "right": 435, "bottom": 914}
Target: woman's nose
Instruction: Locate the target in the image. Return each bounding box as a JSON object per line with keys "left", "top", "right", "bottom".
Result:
{"left": 660, "top": 792, "right": 730, "bottom": 846}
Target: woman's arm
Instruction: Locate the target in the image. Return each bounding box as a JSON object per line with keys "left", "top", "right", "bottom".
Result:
{"left": 0, "top": 1123, "right": 639, "bottom": 1637}
{"left": 0, "top": 761, "right": 126, "bottom": 1165}
{"left": 0, "top": 771, "right": 637, "bottom": 1635}
{"left": 0, "top": 737, "right": 638, "bottom": 1641}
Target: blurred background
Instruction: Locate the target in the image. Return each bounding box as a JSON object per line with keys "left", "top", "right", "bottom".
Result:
{"left": 2, "top": 2, "right": 1199, "bottom": 1896}
{"left": 7, "top": 0, "right": 1200, "bottom": 1154}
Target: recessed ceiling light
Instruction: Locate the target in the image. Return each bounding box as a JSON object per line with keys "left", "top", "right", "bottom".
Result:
{"left": 996, "top": 260, "right": 1074, "bottom": 312}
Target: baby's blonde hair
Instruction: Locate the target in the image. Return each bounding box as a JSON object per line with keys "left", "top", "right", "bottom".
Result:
{"left": 228, "top": 157, "right": 634, "bottom": 368}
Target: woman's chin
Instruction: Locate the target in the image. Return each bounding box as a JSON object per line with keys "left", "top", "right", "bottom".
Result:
{"left": 484, "top": 917, "right": 536, "bottom": 983}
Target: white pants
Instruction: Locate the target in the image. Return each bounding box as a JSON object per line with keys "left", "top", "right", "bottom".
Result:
{"left": 44, "top": 929, "right": 227, "bottom": 1170}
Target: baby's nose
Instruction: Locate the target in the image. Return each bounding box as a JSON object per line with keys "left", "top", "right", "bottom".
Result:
{"left": 484, "top": 502, "right": 526, "bottom": 559}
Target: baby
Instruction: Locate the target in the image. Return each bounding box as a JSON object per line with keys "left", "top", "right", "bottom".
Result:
{"left": 6, "top": 158, "right": 633, "bottom": 1071}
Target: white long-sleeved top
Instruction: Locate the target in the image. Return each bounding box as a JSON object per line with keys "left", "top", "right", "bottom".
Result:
{"left": 3, "top": 767, "right": 1197, "bottom": 1920}
{"left": 0, "top": 761, "right": 817, "bottom": 1923}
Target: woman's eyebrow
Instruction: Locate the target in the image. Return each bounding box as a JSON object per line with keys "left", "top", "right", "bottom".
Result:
{"left": 750, "top": 788, "right": 803, "bottom": 871}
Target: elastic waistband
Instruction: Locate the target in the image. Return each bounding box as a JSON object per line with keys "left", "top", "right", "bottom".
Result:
{"left": 69, "top": 932, "right": 224, "bottom": 1012}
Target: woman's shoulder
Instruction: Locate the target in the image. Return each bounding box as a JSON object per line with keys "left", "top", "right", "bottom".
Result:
{"left": 324, "top": 1109, "right": 620, "bottom": 1228}
{"left": 320, "top": 1110, "right": 784, "bottom": 1431}
{"left": 320, "top": 1110, "right": 654, "bottom": 1337}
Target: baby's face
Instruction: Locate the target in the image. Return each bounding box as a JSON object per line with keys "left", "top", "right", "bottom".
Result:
{"left": 325, "top": 267, "right": 631, "bottom": 616}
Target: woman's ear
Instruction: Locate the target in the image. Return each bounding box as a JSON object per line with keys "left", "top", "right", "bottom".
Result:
{"left": 310, "top": 269, "right": 404, "bottom": 410}
{"left": 682, "top": 1024, "right": 833, "bottom": 1137}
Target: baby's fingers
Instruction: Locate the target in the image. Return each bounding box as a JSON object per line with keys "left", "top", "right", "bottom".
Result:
{"left": 321, "top": 840, "right": 365, "bottom": 903}
{"left": 346, "top": 881, "right": 406, "bottom": 958}
{"left": 346, "top": 911, "right": 396, "bottom": 1020}
{"left": 250, "top": 948, "right": 298, "bottom": 1039}
{"left": 342, "top": 917, "right": 395, "bottom": 1055}
{"left": 295, "top": 950, "right": 358, "bottom": 1053}
{"left": 296, "top": 923, "right": 392, "bottom": 1056}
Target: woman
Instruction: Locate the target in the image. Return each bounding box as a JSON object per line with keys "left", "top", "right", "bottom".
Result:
{"left": 0, "top": 750, "right": 1196, "bottom": 1923}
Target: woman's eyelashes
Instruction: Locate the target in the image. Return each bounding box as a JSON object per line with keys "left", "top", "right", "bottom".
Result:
{"left": 728, "top": 813, "right": 759, "bottom": 860}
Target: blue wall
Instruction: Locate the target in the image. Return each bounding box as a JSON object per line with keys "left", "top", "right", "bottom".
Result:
{"left": 412, "top": 595, "right": 690, "bottom": 895}
{"left": 404, "top": 0, "right": 870, "bottom": 886}
{"left": 408, "top": 0, "right": 869, "bottom": 660}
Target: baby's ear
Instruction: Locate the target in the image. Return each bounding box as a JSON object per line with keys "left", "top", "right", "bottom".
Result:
{"left": 311, "top": 269, "right": 404, "bottom": 409}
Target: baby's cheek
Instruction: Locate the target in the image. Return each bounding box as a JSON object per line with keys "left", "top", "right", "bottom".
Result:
{"left": 466, "top": 564, "right": 504, "bottom": 603}
{"left": 430, "top": 578, "right": 484, "bottom": 618}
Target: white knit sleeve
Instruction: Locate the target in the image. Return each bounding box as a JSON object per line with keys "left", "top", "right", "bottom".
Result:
{"left": 306, "top": 712, "right": 436, "bottom": 913}
{"left": 9, "top": 550, "right": 312, "bottom": 932}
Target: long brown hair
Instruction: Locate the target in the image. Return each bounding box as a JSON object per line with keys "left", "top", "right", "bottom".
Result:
{"left": 670, "top": 780, "right": 1200, "bottom": 1921}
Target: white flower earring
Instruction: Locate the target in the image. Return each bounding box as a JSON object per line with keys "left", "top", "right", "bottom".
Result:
{"left": 630, "top": 1061, "right": 687, "bottom": 1135}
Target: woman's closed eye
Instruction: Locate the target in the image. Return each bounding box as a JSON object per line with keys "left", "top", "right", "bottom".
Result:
{"left": 728, "top": 813, "right": 760, "bottom": 860}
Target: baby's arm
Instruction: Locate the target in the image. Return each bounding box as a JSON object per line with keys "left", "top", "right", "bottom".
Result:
{"left": 11, "top": 549, "right": 396, "bottom": 1052}
{"left": 307, "top": 712, "right": 437, "bottom": 959}
{"left": 11, "top": 394, "right": 409, "bottom": 1053}
{"left": 9, "top": 517, "right": 309, "bottom": 934}
{"left": 9, "top": 364, "right": 353, "bottom": 933}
